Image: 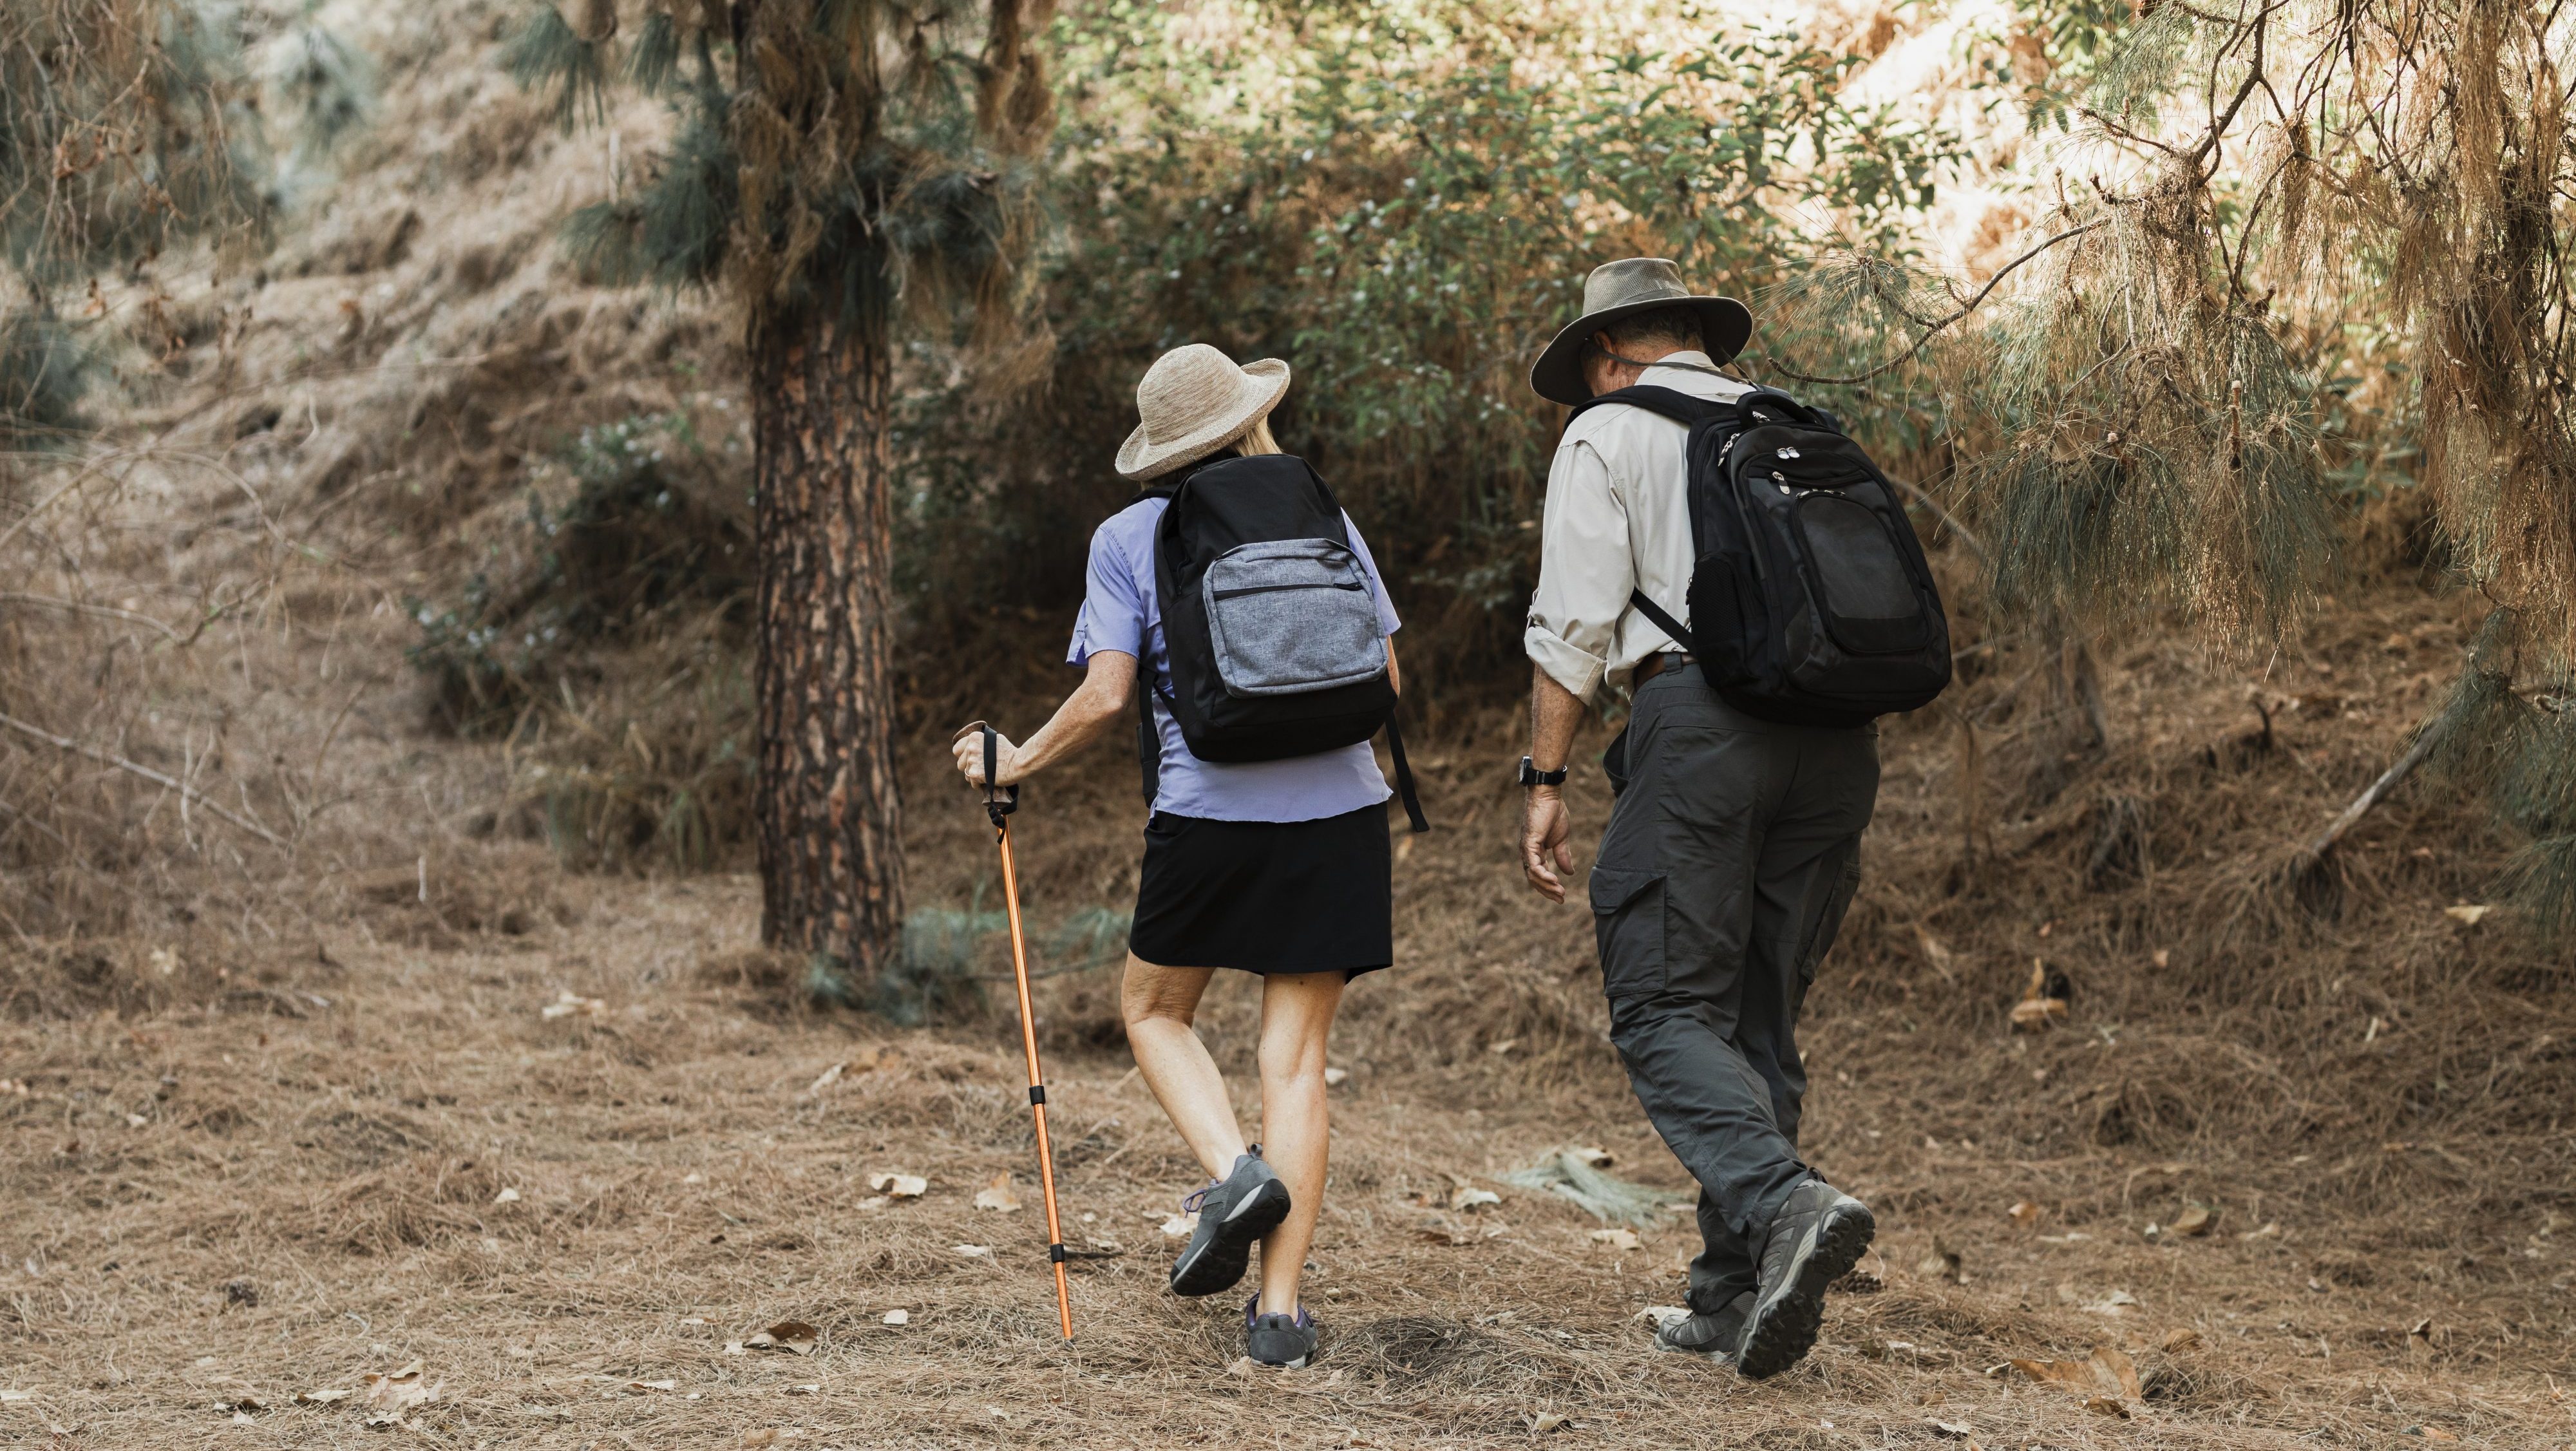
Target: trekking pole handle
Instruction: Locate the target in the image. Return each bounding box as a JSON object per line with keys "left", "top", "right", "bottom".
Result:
{"left": 959, "top": 720, "right": 1019, "bottom": 826}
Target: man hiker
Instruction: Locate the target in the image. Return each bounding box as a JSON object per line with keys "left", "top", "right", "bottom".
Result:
{"left": 1516, "top": 258, "right": 1885, "bottom": 1377}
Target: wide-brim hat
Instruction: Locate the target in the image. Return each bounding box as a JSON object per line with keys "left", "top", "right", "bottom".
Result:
{"left": 1528, "top": 258, "right": 1754, "bottom": 407}
{"left": 1115, "top": 344, "right": 1293, "bottom": 481}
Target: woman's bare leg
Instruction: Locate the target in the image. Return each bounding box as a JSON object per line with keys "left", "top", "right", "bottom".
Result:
{"left": 1120, "top": 956, "right": 1247, "bottom": 1180}
{"left": 1253, "top": 969, "right": 1345, "bottom": 1316}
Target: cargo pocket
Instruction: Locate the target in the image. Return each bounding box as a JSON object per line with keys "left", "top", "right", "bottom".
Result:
{"left": 1589, "top": 867, "right": 1667, "bottom": 1000}
{"left": 1792, "top": 849, "right": 1862, "bottom": 1012}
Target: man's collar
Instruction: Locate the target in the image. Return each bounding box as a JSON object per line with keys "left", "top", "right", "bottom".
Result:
{"left": 1642, "top": 350, "right": 1718, "bottom": 373}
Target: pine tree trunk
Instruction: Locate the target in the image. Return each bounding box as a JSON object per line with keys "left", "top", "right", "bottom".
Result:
{"left": 750, "top": 303, "right": 904, "bottom": 977}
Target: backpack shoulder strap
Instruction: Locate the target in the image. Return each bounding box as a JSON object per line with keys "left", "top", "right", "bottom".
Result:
{"left": 1566, "top": 384, "right": 1730, "bottom": 429}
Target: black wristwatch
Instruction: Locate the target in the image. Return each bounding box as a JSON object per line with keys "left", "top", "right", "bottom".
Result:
{"left": 1519, "top": 756, "right": 1568, "bottom": 788}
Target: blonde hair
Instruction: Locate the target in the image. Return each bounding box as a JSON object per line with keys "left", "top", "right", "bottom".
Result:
{"left": 1231, "top": 415, "right": 1282, "bottom": 456}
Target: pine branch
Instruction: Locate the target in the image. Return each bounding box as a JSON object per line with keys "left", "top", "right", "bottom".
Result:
{"left": 1766, "top": 222, "right": 2104, "bottom": 386}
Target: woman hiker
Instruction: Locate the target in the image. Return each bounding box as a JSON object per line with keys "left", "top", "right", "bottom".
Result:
{"left": 952, "top": 343, "right": 1405, "bottom": 1370}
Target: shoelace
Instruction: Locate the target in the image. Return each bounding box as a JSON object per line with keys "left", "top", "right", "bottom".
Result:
{"left": 1179, "top": 1180, "right": 1218, "bottom": 1215}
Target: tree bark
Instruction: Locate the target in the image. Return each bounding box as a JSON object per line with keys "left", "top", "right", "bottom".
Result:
{"left": 751, "top": 303, "right": 904, "bottom": 975}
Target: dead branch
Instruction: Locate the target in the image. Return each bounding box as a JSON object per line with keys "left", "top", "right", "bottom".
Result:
{"left": 2298, "top": 724, "right": 2443, "bottom": 865}
{"left": 0, "top": 592, "right": 184, "bottom": 642}
{"left": 0, "top": 711, "right": 289, "bottom": 849}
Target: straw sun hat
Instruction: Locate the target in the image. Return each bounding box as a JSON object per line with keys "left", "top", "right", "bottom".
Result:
{"left": 1115, "top": 343, "right": 1291, "bottom": 481}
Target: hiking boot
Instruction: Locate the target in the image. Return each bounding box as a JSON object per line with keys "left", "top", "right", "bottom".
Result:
{"left": 1168, "top": 1147, "right": 1291, "bottom": 1298}
{"left": 1654, "top": 1292, "right": 1754, "bottom": 1365}
{"left": 1245, "top": 1296, "right": 1318, "bottom": 1369}
{"left": 1734, "top": 1179, "right": 1875, "bottom": 1380}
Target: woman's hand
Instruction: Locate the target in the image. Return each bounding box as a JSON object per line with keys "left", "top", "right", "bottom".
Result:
{"left": 952, "top": 727, "right": 1024, "bottom": 787}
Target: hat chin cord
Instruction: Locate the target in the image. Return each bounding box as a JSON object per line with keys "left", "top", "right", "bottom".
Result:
{"left": 1589, "top": 343, "right": 1737, "bottom": 379}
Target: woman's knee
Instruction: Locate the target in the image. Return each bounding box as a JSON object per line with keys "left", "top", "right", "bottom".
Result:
{"left": 1256, "top": 1016, "right": 1332, "bottom": 1085}
{"left": 1121, "top": 960, "right": 1205, "bottom": 1030}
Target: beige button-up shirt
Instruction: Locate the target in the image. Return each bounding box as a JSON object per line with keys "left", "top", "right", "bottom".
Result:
{"left": 1524, "top": 351, "right": 1755, "bottom": 703}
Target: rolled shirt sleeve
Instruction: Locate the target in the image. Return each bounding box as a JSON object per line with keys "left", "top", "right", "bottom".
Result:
{"left": 1067, "top": 521, "right": 1148, "bottom": 666}
{"left": 1524, "top": 437, "right": 1631, "bottom": 705}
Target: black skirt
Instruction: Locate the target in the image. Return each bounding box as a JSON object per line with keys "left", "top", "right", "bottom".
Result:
{"left": 1129, "top": 802, "right": 1392, "bottom": 977}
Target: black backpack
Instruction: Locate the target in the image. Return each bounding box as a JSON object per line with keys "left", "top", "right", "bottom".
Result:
{"left": 1569, "top": 384, "right": 1951, "bottom": 726}
{"left": 1129, "top": 453, "right": 1428, "bottom": 831}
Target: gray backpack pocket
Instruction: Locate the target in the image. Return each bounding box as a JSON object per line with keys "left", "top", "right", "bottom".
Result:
{"left": 1202, "top": 538, "right": 1387, "bottom": 697}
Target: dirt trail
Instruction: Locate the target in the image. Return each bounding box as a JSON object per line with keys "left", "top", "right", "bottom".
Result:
{"left": 5, "top": 717, "right": 2569, "bottom": 1447}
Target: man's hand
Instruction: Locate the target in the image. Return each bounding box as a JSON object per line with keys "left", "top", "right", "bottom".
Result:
{"left": 951, "top": 727, "right": 1022, "bottom": 787}
{"left": 1520, "top": 787, "right": 1577, "bottom": 902}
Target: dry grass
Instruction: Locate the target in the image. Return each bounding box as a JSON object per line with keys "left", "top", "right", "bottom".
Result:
{"left": 0, "top": 9, "right": 2570, "bottom": 1446}
{"left": 5, "top": 569, "right": 2573, "bottom": 1446}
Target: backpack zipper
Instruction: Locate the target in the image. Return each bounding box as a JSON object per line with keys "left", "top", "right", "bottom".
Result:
{"left": 1210, "top": 580, "right": 1367, "bottom": 601}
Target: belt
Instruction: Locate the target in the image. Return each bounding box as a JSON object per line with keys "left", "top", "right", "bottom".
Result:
{"left": 1633, "top": 652, "right": 1696, "bottom": 687}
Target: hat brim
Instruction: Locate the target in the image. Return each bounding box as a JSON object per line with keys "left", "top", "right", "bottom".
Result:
{"left": 1115, "top": 358, "right": 1293, "bottom": 481}
{"left": 1528, "top": 296, "right": 1753, "bottom": 408}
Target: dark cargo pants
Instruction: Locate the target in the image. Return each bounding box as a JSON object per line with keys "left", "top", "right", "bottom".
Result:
{"left": 1591, "top": 661, "right": 1878, "bottom": 1314}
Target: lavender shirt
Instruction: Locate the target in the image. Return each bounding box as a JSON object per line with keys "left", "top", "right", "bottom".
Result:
{"left": 1068, "top": 496, "right": 1400, "bottom": 822}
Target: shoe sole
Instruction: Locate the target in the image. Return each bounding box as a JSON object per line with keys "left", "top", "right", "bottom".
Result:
{"left": 1169, "top": 1179, "right": 1291, "bottom": 1297}
{"left": 1734, "top": 1200, "right": 1875, "bottom": 1380}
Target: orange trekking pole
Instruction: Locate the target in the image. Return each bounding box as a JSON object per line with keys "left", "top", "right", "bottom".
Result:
{"left": 963, "top": 721, "right": 1074, "bottom": 1339}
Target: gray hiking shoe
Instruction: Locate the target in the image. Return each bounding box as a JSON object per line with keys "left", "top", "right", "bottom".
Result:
{"left": 1734, "top": 1179, "right": 1875, "bottom": 1380}
{"left": 1245, "top": 1296, "right": 1318, "bottom": 1368}
{"left": 1654, "top": 1291, "right": 1754, "bottom": 1365}
{"left": 1168, "top": 1146, "right": 1291, "bottom": 1298}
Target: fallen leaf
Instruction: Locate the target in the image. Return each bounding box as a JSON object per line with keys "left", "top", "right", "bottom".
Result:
{"left": 2170, "top": 1205, "right": 2215, "bottom": 1237}
{"left": 953, "top": 1244, "right": 993, "bottom": 1258}
{"left": 624, "top": 1380, "right": 676, "bottom": 1394}
{"left": 1160, "top": 1213, "right": 1197, "bottom": 1238}
{"left": 806, "top": 1063, "right": 844, "bottom": 1095}
{"left": 1448, "top": 1185, "right": 1501, "bottom": 1212}
{"left": 2007, "top": 1200, "right": 2041, "bottom": 1227}
{"left": 1589, "top": 1228, "right": 1640, "bottom": 1252}
{"left": 867, "top": 1173, "right": 927, "bottom": 1198}
{"left": 1224, "top": 1356, "right": 1257, "bottom": 1378}
{"left": 1525, "top": 1412, "right": 1568, "bottom": 1433}
{"left": 1322, "top": 1067, "right": 1349, "bottom": 1088}
{"left": 2082, "top": 1396, "right": 2130, "bottom": 1419}
{"left": 2009, "top": 1345, "right": 2141, "bottom": 1407}
{"left": 723, "top": 1341, "right": 745, "bottom": 1356}
{"left": 540, "top": 990, "right": 605, "bottom": 1019}
{"left": 1917, "top": 1238, "right": 1964, "bottom": 1284}
{"left": 1928, "top": 1421, "right": 1975, "bottom": 1439}
{"left": 1489, "top": 1039, "right": 1520, "bottom": 1056}
{"left": 2444, "top": 904, "right": 2490, "bottom": 925}
{"left": 2161, "top": 1327, "right": 2204, "bottom": 1352}
{"left": 743, "top": 1320, "right": 817, "bottom": 1355}
{"left": 363, "top": 1412, "right": 403, "bottom": 1428}
{"left": 783, "top": 1384, "right": 820, "bottom": 1396}
{"left": 973, "top": 1174, "right": 1021, "bottom": 1212}
{"left": 492, "top": 1187, "right": 521, "bottom": 1204}
{"left": 2239, "top": 1220, "right": 2280, "bottom": 1241}
{"left": 0, "top": 1390, "right": 32, "bottom": 1402}
{"left": 2152, "top": 949, "right": 2171, "bottom": 968}
{"left": 2083, "top": 1289, "right": 2142, "bottom": 1315}
{"left": 360, "top": 1363, "right": 437, "bottom": 1413}
{"left": 1915, "top": 926, "right": 1958, "bottom": 981}
{"left": 881, "top": 1309, "right": 909, "bottom": 1326}
{"left": 857, "top": 1196, "right": 889, "bottom": 1211}
{"left": 2010, "top": 995, "right": 2069, "bottom": 1031}
{"left": 292, "top": 1389, "right": 349, "bottom": 1406}
{"left": 1571, "top": 1146, "right": 1614, "bottom": 1167}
